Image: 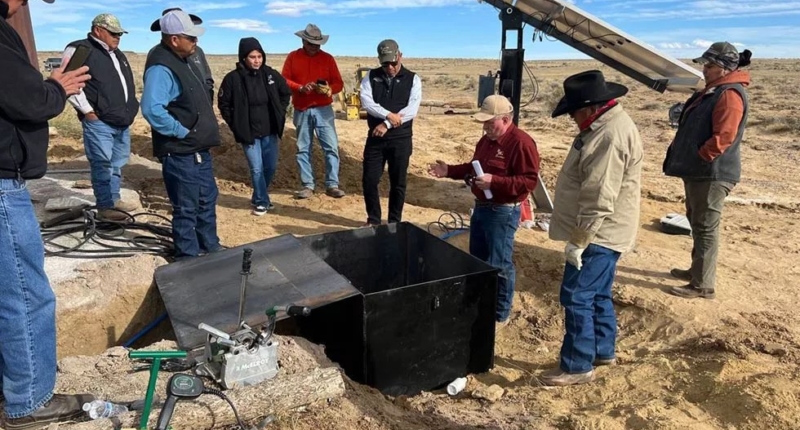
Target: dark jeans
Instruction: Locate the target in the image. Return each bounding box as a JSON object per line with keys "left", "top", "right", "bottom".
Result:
{"left": 160, "top": 151, "right": 221, "bottom": 259}
{"left": 684, "top": 180, "right": 734, "bottom": 290}
{"left": 469, "top": 203, "right": 521, "bottom": 322}
{"left": 559, "top": 244, "right": 621, "bottom": 373}
{"left": 362, "top": 136, "right": 412, "bottom": 224}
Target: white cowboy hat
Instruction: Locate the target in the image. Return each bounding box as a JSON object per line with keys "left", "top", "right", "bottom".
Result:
{"left": 294, "top": 23, "right": 329, "bottom": 45}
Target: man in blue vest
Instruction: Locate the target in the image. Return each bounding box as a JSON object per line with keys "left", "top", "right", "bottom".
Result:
{"left": 359, "top": 39, "right": 422, "bottom": 226}
{"left": 62, "top": 14, "right": 140, "bottom": 221}
{"left": 141, "top": 9, "right": 223, "bottom": 260}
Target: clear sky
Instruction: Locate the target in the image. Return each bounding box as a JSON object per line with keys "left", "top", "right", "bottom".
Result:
{"left": 27, "top": 0, "right": 799, "bottom": 60}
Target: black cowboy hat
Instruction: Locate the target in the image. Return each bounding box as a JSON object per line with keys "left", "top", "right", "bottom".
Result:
{"left": 150, "top": 7, "right": 202, "bottom": 32}
{"left": 551, "top": 70, "right": 628, "bottom": 118}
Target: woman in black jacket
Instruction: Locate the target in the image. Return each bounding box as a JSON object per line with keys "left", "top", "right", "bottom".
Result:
{"left": 218, "top": 37, "right": 291, "bottom": 215}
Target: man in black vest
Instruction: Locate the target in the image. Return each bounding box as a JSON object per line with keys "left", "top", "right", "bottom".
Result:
{"left": 148, "top": 7, "right": 214, "bottom": 100}
{"left": 359, "top": 39, "right": 422, "bottom": 226}
{"left": 62, "top": 13, "right": 139, "bottom": 221}
{"left": 141, "top": 9, "right": 223, "bottom": 260}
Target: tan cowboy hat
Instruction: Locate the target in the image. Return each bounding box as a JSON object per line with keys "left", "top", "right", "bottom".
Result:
{"left": 294, "top": 23, "right": 329, "bottom": 45}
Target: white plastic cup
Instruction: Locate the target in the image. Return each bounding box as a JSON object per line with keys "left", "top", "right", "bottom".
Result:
{"left": 447, "top": 377, "right": 468, "bottom": 395}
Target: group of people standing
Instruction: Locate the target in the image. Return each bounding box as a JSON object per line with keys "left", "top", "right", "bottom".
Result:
{"left": 0, "top": 0, "right": 753, "bottom": 425}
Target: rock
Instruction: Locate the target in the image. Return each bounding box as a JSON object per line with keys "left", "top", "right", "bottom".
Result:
{"left": 471, "top": 384, "right": 504, "bottom": 402}
{"left": 49, "top": 126, "right": 58, "bottom": 137}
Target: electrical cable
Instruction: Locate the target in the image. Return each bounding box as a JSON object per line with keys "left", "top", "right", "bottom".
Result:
{"left": 40, "top": 206, "right": 175, "bottom": 259}
{"left": 202, "top": 388, "right": 248, "bottom": 430}
{"left": 428, "top": 211, "right": 470, "bottom": 241}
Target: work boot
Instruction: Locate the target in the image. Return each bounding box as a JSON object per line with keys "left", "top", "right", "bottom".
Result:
{"left": 593, "top": 357, "right": 616, "bottom": 366}
{"left": 97, "top": 208, "right": 130, "bottom": 222}
{"left": 668, "top": 284, "right": 715, "bottom": 299}
{"left": 495, "top": 318, "right": 511, "bottom": 332}
{"left": 539, "top": 368, "right": 593, "bottom": 387}
{"left": 295, "top": 188, "right": 314, "bottom": 199}
{"left": 325, "top": 187, "right": 345, "bottom": 198}
{"left": 670, "top": 268, "right": 692, "bottom": 281}
{"left": 4, "top": 393, "right": 95, "bottom": 430}
{"left": 114, "top": 199, "right": 139, "bottom": 213}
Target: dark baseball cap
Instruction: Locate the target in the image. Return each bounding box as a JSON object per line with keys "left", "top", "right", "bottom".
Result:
{"left": 377, "top": 39, "right": 399, "bottom": 63}
{"left": 693, "top": 41, "right": 740, "bottom": 71}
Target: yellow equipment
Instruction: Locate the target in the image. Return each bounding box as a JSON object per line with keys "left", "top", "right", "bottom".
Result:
{"left": 341, "top": 66, "right": 373, "bottom": 120}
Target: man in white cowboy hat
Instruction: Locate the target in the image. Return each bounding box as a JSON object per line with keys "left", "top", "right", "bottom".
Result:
{"left": 541, "top": 70, "right": 643, "bottom": 387}
{"left": 148, "top": 7, "right": 214, "bottom": 99}
{"left": 2, "top": 2, "right": 98, "bottom": 428}
{"left": 281, "top": 23, "right": 346, "bottom": 199}
{"left": 61, "top": 13, "right": 140, "bottom": 221}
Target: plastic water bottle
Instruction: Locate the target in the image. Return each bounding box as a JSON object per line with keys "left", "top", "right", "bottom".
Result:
{"left": 82, "top": 400, "right": 128, "bottom": 419}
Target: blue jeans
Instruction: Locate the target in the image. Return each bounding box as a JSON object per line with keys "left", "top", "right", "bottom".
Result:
{"left": 82, "top": 118, "right": 130, "bottom": 208}
{"left": 0, "top": 179, "right": 57, "bottom": 418}
{"left": 469, "top": 203, "right": 521, "bottom": 322}
{"left": 242, "top": 135, "right": 279, "bottom": 207}
{"left": 559, "top": 243, "right": 621, "bottom": 373}
{"left": 292, "top": 105, "right": 340, "bottom": 190}
{"left": 160, "top": 151, "right": 221, "bottom": 259}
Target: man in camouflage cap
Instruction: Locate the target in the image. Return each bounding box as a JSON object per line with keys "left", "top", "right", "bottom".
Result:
{"left": 61, "top": 13, "right": 140, "bottom": 221}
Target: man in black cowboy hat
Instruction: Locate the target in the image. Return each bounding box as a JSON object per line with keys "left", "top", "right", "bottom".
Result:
{"left": 148, "top": 7, "right": 214, "bottom": 100}
{"left": 542, "top": 70, "right": 643, "bottom": 387}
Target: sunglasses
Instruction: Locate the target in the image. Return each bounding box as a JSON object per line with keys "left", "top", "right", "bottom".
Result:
{"left": 382, "top": 61, "right": 399, "bottom": 68}
{"left": 177, "top": 34, "right": 198, "bottom": 43}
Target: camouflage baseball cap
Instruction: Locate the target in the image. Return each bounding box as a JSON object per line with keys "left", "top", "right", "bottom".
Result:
{"left": 377, "top": 39, "right": 399, "bottom": 63}
{"left": 693, "top": 41, "right": 739, "bottom": 70}
{"left": 92, "top": 13, "right": 128, "bottom": 34}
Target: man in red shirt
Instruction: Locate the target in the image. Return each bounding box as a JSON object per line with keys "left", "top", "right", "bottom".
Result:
{"left": 428, "top": 95, "right": 540, "bottom": 327}
{"left": 281, "top": 24, "right": 345, "bottom": 199}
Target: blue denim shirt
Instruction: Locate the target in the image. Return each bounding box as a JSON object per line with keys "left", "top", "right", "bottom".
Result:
{"left": 141, "top": 65, "right": 189, "bottom": 139}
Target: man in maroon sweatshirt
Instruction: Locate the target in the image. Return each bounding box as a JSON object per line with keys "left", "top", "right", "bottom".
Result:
{"left": 428, "top": 95, "right": 540, "bottom": 328}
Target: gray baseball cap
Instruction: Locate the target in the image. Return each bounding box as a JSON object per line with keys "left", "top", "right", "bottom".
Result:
{"left": 693, "top": 41, "right": 739, "bottom": 71}
{"left": 377, "top": 39, "right": 399, "bottom": 63}
{"left": 159, "top": 9, "right": 205, "bottom": 37}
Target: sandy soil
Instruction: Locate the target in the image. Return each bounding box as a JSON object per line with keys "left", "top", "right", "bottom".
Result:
{"left": 38, "top": 53, "right": 800, "bottom": 429}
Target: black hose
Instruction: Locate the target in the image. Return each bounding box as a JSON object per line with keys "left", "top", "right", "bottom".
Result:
{"left": 39, "top": 207, "right": 175, "bottom": 259}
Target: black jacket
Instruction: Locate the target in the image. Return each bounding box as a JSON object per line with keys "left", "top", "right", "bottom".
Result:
{"left": 0, "top": 4, "right": 68, "bottom": 179}
{"left": 218, "top": 38, "right": 290, "bottom": 144}
{"left": 66, "top": 37, "right": 139, "bottom": 127}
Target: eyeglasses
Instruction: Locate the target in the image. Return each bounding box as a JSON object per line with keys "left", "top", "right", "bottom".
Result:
{"left": 177, "top": 35, "right": 198, "bottom": 43}
{"left": 382, "top": 61, "right": 399, "bottom": 68}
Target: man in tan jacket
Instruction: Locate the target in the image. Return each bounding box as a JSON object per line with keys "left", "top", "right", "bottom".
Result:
{"left": 541, "top": 70, "right": 643, "bottom": 387}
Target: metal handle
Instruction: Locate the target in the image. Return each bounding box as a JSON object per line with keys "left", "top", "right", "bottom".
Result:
{"left": 198, "top": 323, "right": 230, "bottom": 340}
{"left": 238, "top": 248, "right": 253, "bottom": 325}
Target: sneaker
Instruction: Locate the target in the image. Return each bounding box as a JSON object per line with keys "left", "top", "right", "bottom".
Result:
{"left": 97, "top": 208, "right": 129, "bottom": 222}
{"left": 668, "top": 284, "right": 715, "bottom": 299}
{"left": 539, "top": 368, "right": 594, "bottom": 387}
{"left": 114, "top": 199, "right": 139, "bottom": 213}
{"left": 325, "top": 187, "right": 345, "bottom": 198}
{"left": 670, "top": 268, "right": 692, "bottom": 281}
{"left": 295, "top": 188, "right": 314, "bottom": 199}
{"left": 252, "top": 206, "right": 268, "bottom": 216}
{"left": 593, "top": 357, "right": 616, "bottom": 366}
{"left": 4, "top": 393, "right": 95, "bottom": 430}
